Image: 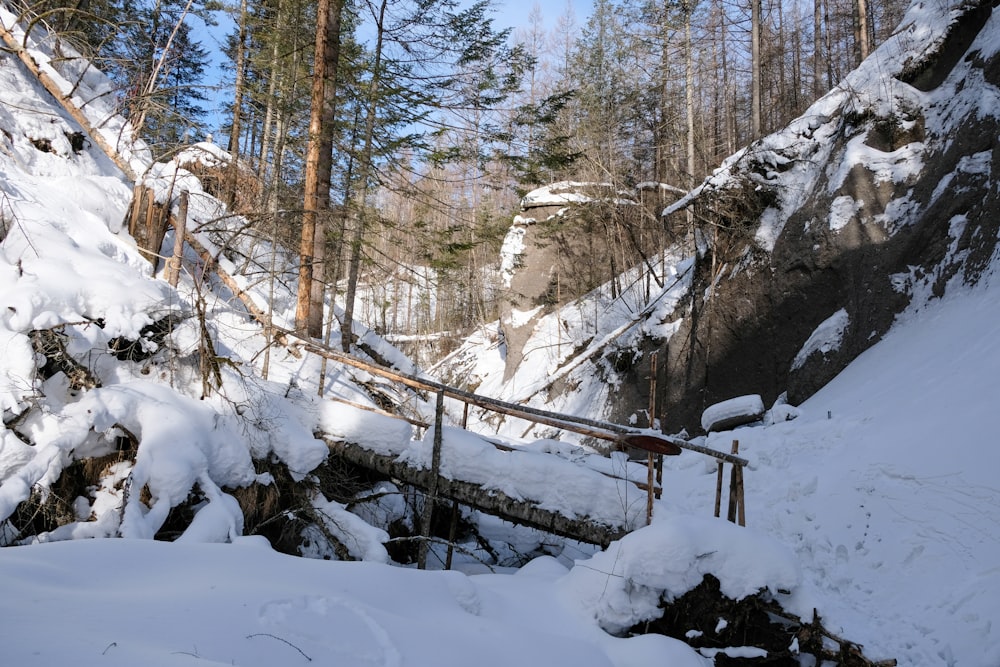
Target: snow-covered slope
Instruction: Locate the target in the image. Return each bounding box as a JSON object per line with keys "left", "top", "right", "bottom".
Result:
{"left": 684, "top": 276, "right": 1000, "bottom": 665}
{"left": 427, "top": 0, "right": 1000, "bottom": 663}
{"left": 1, "top": 1, "right": 998, "bottom": 665}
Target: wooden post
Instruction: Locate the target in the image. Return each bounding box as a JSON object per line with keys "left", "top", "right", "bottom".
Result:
{"left": 736, "top": 463, "right": 746, "bottom": 526}
{"left": 166, "top": 191, "right": 188, "bottom": 287}
{"left": 655, "top": 454, "right": 664, "bottom": 500}
{"left": 727, "top": 440, "right": 740, "bottom": 523}
{"left": 445, "top": 500, "right": 459, "bottom": 570}
{"left": 646, "top": 453, "right": 655, "bottom": 525}
{"left": 418, "top": 389, "right": 445, "bottom": 569}
{"left": 445, "top": 401, "right": 470, "bottom": 567}
{"left": 714, "top": 460, "right": 724, "bottom": 518}
{"left": 645, "top": 351, "right": 658, "bottom": 523}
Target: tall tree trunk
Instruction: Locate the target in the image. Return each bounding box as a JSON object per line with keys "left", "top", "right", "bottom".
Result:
{"left": 296, "top": 0, "right": 345, "bottom": 337}
{"left": 685, "top": 2, "right": 695, "bottom": 191}
{"left": 341, "top": 0, "right": 388, "bottom": 352}
{"left": 257, "top": 0, "right": 283, "bottom": 205}
{"left": 750, "top": 0, "right": 762, "bottom": 139}
{"left": 824, "top": 0, "right": 834, "bottom": 89}
{"left": 854, "top": 0, "right": 870, "bottom": 65}
{"left": 224, "top": 0, "right": 248, "bottom": 209}
{"left": 813, "top": 0, "right": 823, "bottom": 99}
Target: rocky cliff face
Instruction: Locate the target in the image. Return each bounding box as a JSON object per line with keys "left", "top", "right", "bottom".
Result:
{"left": 639, "top": 0, "right": 1000, "bottom": 432}
{"left": 497, "top": 182, "right": 674, "bottom": 382}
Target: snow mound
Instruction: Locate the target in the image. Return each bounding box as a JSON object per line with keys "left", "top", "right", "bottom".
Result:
{"left": 792, "top": 308, "right": 850, "bottom": 371}
{"left": 560, "top": 511, "right": 800, "bottom": 635}
{"left": 701, "top": 395, "right": 766, "bottom": 433}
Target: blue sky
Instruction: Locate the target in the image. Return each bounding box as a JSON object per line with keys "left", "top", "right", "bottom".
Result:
{"left": 490, "top": 0, "right": 591, "bottom": 33}
{"left": 192, "top": 0, "right": 593, "bottom": 139}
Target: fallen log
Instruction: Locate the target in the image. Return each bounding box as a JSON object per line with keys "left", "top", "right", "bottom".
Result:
{"left": 324, "top": 437, "right": 626, "bottom": 548}
{"left": 0, "top": 13, "right": 139, "bottom": 181}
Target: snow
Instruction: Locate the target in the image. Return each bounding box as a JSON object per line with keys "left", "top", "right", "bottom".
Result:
{"left": 0, "top": 538, "right": 707, "bottom": 667}
{"left": 560, "top": 509, "right": 800, "bottom": 635}
{"left": 828, "top": 194, "right": 863, "bottom": 231}
{"left": 791, "top": 308, "right": 850, "bottom": 370}
{"left": 519, "top": 181, "right": 602, "bottom": 207}
{"left": 700, "top": 395, "right": 766, "bottom": 433}
{"left": 1, "top": 1, "right": 999, "bottom": 665}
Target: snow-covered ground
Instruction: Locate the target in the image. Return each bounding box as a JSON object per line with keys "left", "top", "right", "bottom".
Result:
{"left": 1, "top": 1, "right": 999, "bottom": 665}
{"left": 2, "top": 266, "right": 997, "bottom": 666}
{"left": 700, "top": 278, "right": 1000, "bottom": 665}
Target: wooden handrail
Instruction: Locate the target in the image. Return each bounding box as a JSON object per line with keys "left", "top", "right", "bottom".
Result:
{"left": 281, "top": 330, "right": 749, "bottom": 467}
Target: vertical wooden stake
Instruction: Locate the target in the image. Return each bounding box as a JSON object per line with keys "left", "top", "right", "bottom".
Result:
{"left": 646, "top": 453, "right": 655, "bottom": 525}
{"left": 418, "top": 389, "right": 445, "bottom": 570}
{"left": 727, "top": 440, "right": 740, "bottom": 523}
{"left": 166, "top": 191, "right": 188, "bottom": 287}
{"left": 655, "top": 454, "right": 663, "bottom": 500}
{"left": 736, "top": 463, "right": 746, "bottom": 526}
{"left": 646, "top": 351, "right": 658, "bottom": 523}
{"left": 445, "top": 499, "right": 459, "bottom": 570}
{"left": 714, "top": 459, "right": 724, "bottom": 518}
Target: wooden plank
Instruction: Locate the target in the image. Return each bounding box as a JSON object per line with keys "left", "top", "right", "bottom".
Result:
{"left": 286, "top": 333, "right": 748, "bottom": 466}
{"left": 618, "top": 433, "right": 682, "bottom": 456}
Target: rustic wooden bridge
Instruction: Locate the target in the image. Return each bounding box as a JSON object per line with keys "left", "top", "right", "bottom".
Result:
{"left": 127, "top": 175, "right": 752, "bottom": 559}
{"left": 289, "top": 332, "right": 749, "bottom": 561}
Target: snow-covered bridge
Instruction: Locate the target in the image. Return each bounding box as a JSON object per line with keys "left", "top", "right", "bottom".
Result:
{"left": 294, "top": 334, "right": 749, "bottom": 550}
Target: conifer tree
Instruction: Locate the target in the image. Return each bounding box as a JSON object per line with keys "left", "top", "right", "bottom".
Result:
{"left": 106, "top": 0, "right": 217, "bottom": 156}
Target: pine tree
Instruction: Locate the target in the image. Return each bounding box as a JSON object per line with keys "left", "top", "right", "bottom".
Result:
{"left": 106, "top": 0, "right": 216, "bottom": 156}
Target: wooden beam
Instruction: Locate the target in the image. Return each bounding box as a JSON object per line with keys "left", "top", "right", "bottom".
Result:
{"left": 287, "top": 333, "right": 747, "bottom": 465}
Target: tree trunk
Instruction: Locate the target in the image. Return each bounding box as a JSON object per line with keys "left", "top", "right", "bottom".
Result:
{"left": 813, "top": 0, "right": 823, "bottom": 99}
{"left": 855, "top": 0, "right": 871, "bottom": 65}
{"left": 824, "top": 0, "right": 834, "bottom": 89}
{"left": 296, "top": 0, "right": 345, "bottom": 337}
{"left": 751, "top": 0, "right": 762, "bottom": 139}
{"left": 684, "top": 1, "right": 695, "bottom": 189}
{"left": 341, "top": 0, "right": 387, "bottom": 352}
{"left": 224, "top": 0, "right": 248, "bottom": 209}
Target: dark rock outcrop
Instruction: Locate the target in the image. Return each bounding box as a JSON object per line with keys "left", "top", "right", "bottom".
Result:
{"left": 614, "top": 0, "right": 1000, "bottom": 432}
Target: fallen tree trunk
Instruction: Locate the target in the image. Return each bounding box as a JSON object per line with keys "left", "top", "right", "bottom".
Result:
{"left": 0, "top": 13, "right": 139, "bottom": 181}
{"left": 324, "top": 437, "right": 627, "bottom": 547}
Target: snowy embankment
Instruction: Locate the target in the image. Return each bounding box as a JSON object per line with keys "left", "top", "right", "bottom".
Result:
{"left": 661, "top": 276, "right": 1000, "bottom": 665}
{"left": 4, "top": 272, "right": 998, "bottom": 665}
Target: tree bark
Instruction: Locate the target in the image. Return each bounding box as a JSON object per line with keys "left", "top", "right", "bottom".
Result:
{"left": 855, "top": 0, "right": 871, "bottom": 65}
{"left": 224, "top": 0, "right": 248, "bottom": 209}
{"left": 296, "top": 0, "right": 345, "bottom": 337}
{"left": 751, "top": 0, "right": 762, "bottom": 139}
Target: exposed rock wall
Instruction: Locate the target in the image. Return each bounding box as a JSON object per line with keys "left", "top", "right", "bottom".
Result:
{"left": 632, "top": 0, "right": 1000, "bottom": 433}
{"left": 498, "top": 184, "right": 675, "bottom": 381}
